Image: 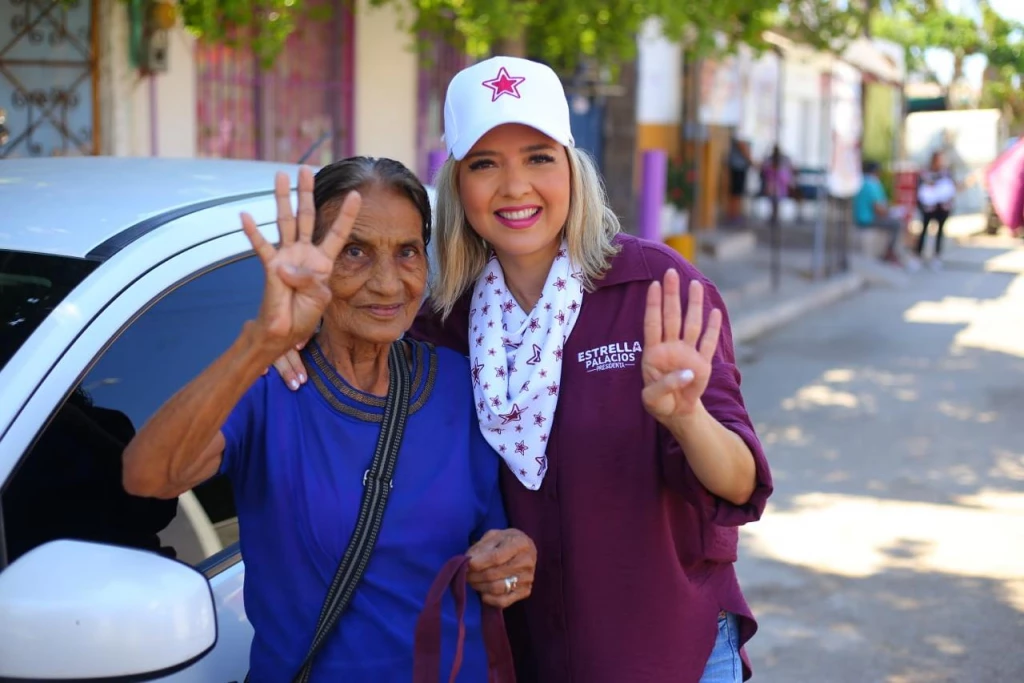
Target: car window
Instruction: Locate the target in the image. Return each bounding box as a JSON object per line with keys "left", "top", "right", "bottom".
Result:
{"left": 0, "top": 250, "right": 98, "bottom": 374}
{"left": 1, "top": 255, "right": 264, "bottom": 568}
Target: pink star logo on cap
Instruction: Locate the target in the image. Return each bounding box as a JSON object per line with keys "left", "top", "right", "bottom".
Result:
{"left": 482, "top": 66, "right": 525, "bottom": 102}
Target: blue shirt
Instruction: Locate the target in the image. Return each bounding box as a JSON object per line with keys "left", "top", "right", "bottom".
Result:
{"left": 853, "top": 176, "right": 886, "bottom": 226}
{"left": 220, "top": 339, "right": 507, "bottom": 682}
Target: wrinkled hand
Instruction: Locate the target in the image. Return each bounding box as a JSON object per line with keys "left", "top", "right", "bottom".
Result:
{"left": 641, "top": 269, "right": 723, "bottom": 424}
{"left": 466, "top": 529, "right": 536, "bottom": 609}
{"left": 242, "top": 167, "right": 361, "bottom": 353}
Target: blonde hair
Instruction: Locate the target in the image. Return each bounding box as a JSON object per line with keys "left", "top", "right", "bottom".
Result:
{"left": 432, "top": 146, "right": 621, "bottom": 319}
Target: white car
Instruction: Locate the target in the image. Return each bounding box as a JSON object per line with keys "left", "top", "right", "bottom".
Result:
{"left": 0, "top": 157, "right": 437, "bottom": 680}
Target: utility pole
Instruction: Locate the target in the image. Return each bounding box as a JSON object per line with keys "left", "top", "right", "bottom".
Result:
{"left": 770, "top": 45, "right": 785, "bottom": 291}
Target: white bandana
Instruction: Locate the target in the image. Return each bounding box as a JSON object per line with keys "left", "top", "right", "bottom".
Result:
{"left": 469, "top": 242, "right": 584, "bottom": 490}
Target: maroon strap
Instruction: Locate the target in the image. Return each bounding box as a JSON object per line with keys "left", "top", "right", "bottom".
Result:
{"left": 413, "top": 555, "right": 517, "bottom": 683}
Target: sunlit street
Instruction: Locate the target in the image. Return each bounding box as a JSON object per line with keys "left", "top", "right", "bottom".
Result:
{"left": 737, "top": 235, "right": 1024, "bottom": 682}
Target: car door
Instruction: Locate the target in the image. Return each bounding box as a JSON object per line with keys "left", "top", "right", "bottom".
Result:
{"left": 0, "top": 229, "right": 271, "bottom": 681}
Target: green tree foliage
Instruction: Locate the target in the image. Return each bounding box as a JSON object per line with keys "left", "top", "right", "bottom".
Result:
{"left": 870, "top": 0, "right": 1024, "bottom": 89}
{"left": 390, "top": 0, "right": 780, "bottom": 71}
{"left": 771, "top": 0, "right": 875, "bottom": 50}
{"left": 976, "top": 3, "right": 1024, "bottom": 129}
{"left": 177, "top": 0, "right": 331, "bottom": 66}
{"left": 173, "top": 0, "right": 1024, "bottom": 99}
{"left": 864, "top": 0, "right": 1024, "bottom": 127}
{"left": 176, "top": 0, "right": 798, "bottom": 71}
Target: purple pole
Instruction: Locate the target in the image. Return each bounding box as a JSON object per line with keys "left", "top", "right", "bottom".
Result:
{"left": 427, "top": 148, "right": 448, "bottom": 185}
{"left": 637, "top": 149, "right": 668, "bottom": 242}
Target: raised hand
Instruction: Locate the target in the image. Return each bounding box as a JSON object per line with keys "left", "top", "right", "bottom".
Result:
{"left": 641, "top": 270, "right": 723, "bottom": 424}
{"left": 241, "top": 167, "right": 361, "bottom": 352}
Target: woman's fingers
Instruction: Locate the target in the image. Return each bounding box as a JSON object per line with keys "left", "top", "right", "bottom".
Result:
{"left": 468, "top": 561, "right": 535, "bottom": 612}
{"left": 643, "top": 281, "right": 663, "bottom": 349}
{"left": 241, "top": 212, "right": 275, "bottom": 267}
{"left": 641, "top": 370, "right": 694, "bottom": 413}
{"left": 295, "top": 166, "right": 316, "bottom": 243}
{"left": 467, "top": 530, "right": 533, "bottom": 576}
{"left": 662, "top": 269, "right": 683, "bottom": 342}
{"left": 274, "top": 172, "right": 296, "bottom": 245}
{"left": 682, "top": 279, "right": 704, "bottom": 348}
{"left": 699, "top": 308, "right": 723, "bottom": 362}
{"left": 272, "top": 348, "right": 306, "bottom": 390}
{"left": 468, "top": 566, "right": 534, "bottom": 592}
{"left": 646, "top": 274, "right": 709, "bottom": 351}
{"left": 466, "top": 551, "right": 535, "bottom": 585}
{"left": 474, "top": 574, "right": 534, "bottom": 608}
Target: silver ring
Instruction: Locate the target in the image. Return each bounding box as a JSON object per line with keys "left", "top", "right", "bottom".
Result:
{"left": 504, "top": 575, "right": 518, "bottom": 594}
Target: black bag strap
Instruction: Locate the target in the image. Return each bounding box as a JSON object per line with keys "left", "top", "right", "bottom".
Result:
{"left": 292, "top": 341, "right": 413, "bottom": 683}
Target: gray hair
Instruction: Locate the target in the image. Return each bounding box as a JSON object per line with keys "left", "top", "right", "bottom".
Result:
{"left": 312, "top": 156, "right": 432, "bottom": 247}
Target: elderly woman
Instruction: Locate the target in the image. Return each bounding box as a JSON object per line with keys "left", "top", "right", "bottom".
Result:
{"left": 122, "top": 157, "right": 535, "bottom": 682}
{"left": 274, "top": 59, "right": 773, "bottom": 682}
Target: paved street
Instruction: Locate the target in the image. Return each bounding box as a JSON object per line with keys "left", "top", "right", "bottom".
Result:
{"left": 735, "top": 234, "right": 1024, "bottom": 682}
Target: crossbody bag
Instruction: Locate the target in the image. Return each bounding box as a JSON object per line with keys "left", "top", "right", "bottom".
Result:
{"left": 288, "top": 340, "right": 412, "bottom": 683}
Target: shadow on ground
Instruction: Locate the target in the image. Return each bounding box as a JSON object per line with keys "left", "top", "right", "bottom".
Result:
{"left": 743, "top": 558, "right": 1023, "bottom": 682}
{"left": 733, "top": 238, "right": 1024, "bottom": 682}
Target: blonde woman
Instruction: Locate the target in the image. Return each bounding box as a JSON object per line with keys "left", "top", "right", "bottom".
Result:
{"left": 273, "top": 57, "right": 772, "bottom": 683}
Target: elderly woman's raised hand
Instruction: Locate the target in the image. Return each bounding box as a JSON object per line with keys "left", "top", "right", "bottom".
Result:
{"left": 466, "top": 529, "right": 537, "bottom": 609}
{"left": 241, "top": 167, "right": 361, "bottom": 352}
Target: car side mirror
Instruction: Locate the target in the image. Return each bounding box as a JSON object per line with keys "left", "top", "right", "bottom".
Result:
{"left": 0, "top": 539, "right": 217, "bottom": 680}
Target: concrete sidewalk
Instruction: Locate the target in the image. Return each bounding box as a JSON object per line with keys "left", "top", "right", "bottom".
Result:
{"left": 700, "top": 255, "right": 867, "bottom": 346}
{"left": 694, "top": 213, "right": 990, "bottom": 345}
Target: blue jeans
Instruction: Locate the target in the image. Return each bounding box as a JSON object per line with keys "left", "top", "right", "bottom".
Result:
{"left": 699, "top": 612, "right": 742, "bottom": 683}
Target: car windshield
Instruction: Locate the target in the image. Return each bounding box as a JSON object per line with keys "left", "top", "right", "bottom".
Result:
{"left": 0, "top": 250, "right": 98, "bottom": 373}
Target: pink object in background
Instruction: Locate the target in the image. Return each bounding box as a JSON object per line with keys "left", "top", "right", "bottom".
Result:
{"left": 894, "top": 165, "right": 920, "bottom": 229}
{"left": 986, "top": 137, "right": 1024, "bottom": 234}
{"left": 762, "top": 159, "right": 793, "bottom": 200}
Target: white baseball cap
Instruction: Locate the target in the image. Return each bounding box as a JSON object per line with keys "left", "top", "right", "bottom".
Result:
{"left": 443, "top": 56, "right": 575, "bottom": 161}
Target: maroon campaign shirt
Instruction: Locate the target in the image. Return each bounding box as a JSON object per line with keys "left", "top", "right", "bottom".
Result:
{"left": 411, "top": 233, "right": 773, "bottom": 683}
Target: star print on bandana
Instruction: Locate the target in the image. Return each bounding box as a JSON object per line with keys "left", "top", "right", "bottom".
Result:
{"left": 499, "top": 404, "right": 525, "bottom": 424}
{"left": 482, "top": 66, "right": 526, "bottom": 102}
{"left": 527, "top": 344, "right": 543, "bottom": 365}
{"left": 470, "top": 239, "right": 584, "bottom": 490}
